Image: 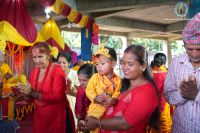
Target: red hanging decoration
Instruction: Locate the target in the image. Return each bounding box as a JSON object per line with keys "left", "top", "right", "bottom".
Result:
{"left": 13, "top": 46, "right": 24, "bottom": 74}
{"left": 61, "top": 4, "right": 71, "bottom": 16}
{"left": 92, "top": 23, "right": 99, "bottom": 45}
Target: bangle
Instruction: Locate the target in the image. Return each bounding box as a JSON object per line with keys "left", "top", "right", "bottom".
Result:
{"left": 99, "top": 119, "right": 102, "bottom": 129}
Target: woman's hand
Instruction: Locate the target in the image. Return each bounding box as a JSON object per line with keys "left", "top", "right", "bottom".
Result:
{"left": 17, "top": 81, "right": 32, "bottom": 95}
{"left": 105, "top": 98, "right": 118, "bottom": 106}
{"left": 77, "top": 120, "right": 86, "bottom": 131}
{"left": 85, "top": 116, "right": 99, "bottom": 130}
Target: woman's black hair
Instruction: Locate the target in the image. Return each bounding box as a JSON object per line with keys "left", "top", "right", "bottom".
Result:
{"left": 150, "top": 53, "right": 167, "bottom": 68}
{"left": 120, "top": 45, "right": 160, "bottom": 130}
{"left": 57, "top": 52, "right": 71, "bottom": 63}
{"left": 77, "top": 64, "right": 97, "bottom": 79}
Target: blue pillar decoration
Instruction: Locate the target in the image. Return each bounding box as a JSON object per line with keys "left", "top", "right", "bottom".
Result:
{"left": 81, "top": 28, "right": 92, "bottom": 61}
{"left": 189, "top": 0, "right": 200, "bottom": 18}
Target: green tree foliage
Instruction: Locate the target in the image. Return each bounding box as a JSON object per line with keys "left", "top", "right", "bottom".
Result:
{"left": 132, "top": 38, "right": 185, "bottom": 56}
{"left": 171, "top": 41, "right": 179, "bottom": 51}
{"left": 99, "top": 35, "right": 123, "bottom": 49}
{"left": 62, "top": 31, "right": 81, "bottom": 48}
{"left": 171, "top": 41, "right": 185, "bottom": 56}
{"left": 132, "top": 38, "right": 163, "bottom": 51}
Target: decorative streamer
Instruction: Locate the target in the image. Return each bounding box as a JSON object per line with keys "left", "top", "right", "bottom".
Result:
{"left": 41, "top": 0, "right": 95, "bottom": 29}
{"left": 78, "top": 15, "right": 88, "bottom": 28}
{"left": 0, "top": 21, "right": 44, "bottom": 46}
{"left": 67, "top": 9, "right": 78, "bottom": 22}
{"left": 92, "top": 23, "right": 99, "bottom": 45}
{"left": 61, "top": 4, "right": 71, "bottom": 16}
{"left": 74, "top": 13, "right": 82, "bottom": 24}
{"left": 40, "top": 19, "right": 65, "bottom": 49}
{"left": 81, "top": 28, "right": 92, "bottom": 61}
{"left": 49, "top": 0, "right": 65, "bottom": 14}
{"left": 86, "top": 29, "right": 88, "bottom": 39}
{"left": 85, "top": 18, "right": 93, "bottom": 29}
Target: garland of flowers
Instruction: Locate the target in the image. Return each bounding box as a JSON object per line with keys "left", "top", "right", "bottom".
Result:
{"left": 46, "top": 0, "right": 94, "bottom": 29}
{"left": 92, "top": 23, "right": 99, "bottom": 45}
{"left": 43, "top": 0, "right": 99, "bottom": 44}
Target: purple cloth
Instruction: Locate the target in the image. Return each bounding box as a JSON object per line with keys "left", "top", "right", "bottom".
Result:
{"left": 183, "top": 13, "right": 200, "bottom": 45}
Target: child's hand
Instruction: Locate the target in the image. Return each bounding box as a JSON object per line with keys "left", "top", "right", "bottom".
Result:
{"left": 94, "top": 93, "right": 106, "bottom": 104}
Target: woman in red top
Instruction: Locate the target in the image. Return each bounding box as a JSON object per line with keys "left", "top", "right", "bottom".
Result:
{"left": 85, "top": 45, "right": 160, "bottom": 133}
{"left": 148, "top": 53, "right": 172, "bottom": 133}
{"left": 18, "top": 42, "right": 75, "bottom": 133}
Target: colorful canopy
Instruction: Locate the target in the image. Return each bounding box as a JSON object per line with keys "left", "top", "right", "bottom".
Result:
{"left": 0, "top": 21, "right": 43, "bottom": 46}
{"left": 40, "top": 18, "right": 65, "bottom": 50}
{"left": 0, "top": 0, "right": 44, "bottom": 46}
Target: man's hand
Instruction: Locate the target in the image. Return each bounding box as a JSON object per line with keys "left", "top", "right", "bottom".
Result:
{"left": 180, "top": 75, "right": 198, "bottom": 100}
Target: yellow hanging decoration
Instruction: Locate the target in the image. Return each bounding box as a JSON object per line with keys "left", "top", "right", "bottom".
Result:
{"left": 49, "top": 45, "right": 59, "bottom": 59}
{"left": 40, "top": 19, "right": 65, "bottom": 49}
{"left": 8, "top": 96, "right": 15, "bottom": 120}
{"left": 0, "top": 21, "right": 44, "bottom": 46}
{"left": 86, "top": 29, "right": 88, "bottom": 38}
{"left": 78, "top": 15, "right": 88, "bottom": 28}
{"left": 50, "top": 0, "right": 65, "bottom": 14}
{"left": 0, "top": 40, "right": 6, "bottom": 54}
{"left": 67, "top": 9, "right": 78, "bottom": 22}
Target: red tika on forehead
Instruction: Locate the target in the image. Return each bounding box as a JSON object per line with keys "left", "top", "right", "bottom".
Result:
{"left": 183, "top": 13, "right": 200, "bottom": 45}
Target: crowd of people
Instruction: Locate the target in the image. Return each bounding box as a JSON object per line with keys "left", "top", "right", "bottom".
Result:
{"left": 1, "top": 13, "right": 200, "bottom": 133}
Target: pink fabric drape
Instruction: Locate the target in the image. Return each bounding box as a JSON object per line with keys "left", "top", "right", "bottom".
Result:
{"left": 0, "top": 0, "right": 37, "bottom": 43}
{"left": 38, "top": 0, "right": 56, "bottom": 7}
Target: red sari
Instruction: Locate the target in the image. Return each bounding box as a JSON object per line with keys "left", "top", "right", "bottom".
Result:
{"left": 29, "top": 64, "right": 71, "bottom": 133}
{"left": 102, "top": 82, "right": 158, "bottom": 133}
{"left": 152, "top": 68, "right": 167, "bottom": 112}
{"left": 75, "top": 86, "right": 90, "bottom": 120}
{"left": 150, "top": 68, "right": 172, "bottom": 133}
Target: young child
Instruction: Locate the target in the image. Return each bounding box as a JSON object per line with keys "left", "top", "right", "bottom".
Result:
{"left": 75, "top": 64, "right": 97, "bottom": 131}
{"left": 86, "top": 44, "right": 121, "bottom": 133}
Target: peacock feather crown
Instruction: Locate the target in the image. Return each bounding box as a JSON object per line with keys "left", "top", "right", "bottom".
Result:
{"left": 95, "top": 43, "right": 110, "bottom": 58}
